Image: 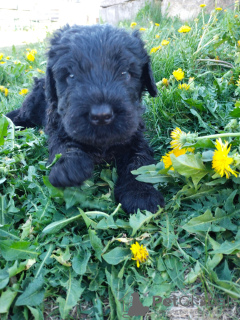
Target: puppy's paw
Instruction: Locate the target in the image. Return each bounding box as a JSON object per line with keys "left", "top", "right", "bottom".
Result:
{"left": 115, "top": 183, "right": 165, "bottom": 214}
{"left": 49, "top": 150, "right": 94, "bottom": 187}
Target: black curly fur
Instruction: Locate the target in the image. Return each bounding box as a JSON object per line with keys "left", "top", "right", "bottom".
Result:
{"left": 6, "top": 24, "right": 165, "bottom": 213}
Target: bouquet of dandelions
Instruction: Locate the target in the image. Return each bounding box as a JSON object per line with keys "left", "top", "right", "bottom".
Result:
{"left": 132, "top": 122, "right": 240, "bottom": 207}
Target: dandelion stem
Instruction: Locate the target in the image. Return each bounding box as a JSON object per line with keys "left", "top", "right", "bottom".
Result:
{"left": 196, "top": 132, "right": 240, "bottom": 141}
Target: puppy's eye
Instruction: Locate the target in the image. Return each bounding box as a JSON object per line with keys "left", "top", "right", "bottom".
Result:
{"left": 121, "top": 71, "right": 131, "bottom": 81}
{"left": 69, "top": 74, "right": 75, "bottom": 79}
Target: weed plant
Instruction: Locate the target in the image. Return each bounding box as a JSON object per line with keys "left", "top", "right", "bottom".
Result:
{"left": 0, "top": 3, "right": 240, "bottom": 319}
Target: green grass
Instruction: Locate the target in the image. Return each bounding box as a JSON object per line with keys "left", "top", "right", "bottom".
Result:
{"left": 1, "top": 4, "right": 240, "bottom": 320}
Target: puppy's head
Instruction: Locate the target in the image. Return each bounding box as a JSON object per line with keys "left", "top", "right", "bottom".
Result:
{"left": 46, "top": 24, "right": 157, "bottom": 147}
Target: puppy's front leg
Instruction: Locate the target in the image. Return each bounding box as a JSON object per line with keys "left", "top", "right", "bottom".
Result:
{"left": 47, "top": 132, "right": 94, "bottom": 188}
{"left": 49, "top": 147, "right": 94, "bottom": 187}
{"left": 114, "top": 134, "right": 165, "bottom": 214}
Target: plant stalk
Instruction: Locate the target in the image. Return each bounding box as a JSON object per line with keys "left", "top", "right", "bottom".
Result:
{"left": 196, "top": 132, "right": 240, "bottom": 141}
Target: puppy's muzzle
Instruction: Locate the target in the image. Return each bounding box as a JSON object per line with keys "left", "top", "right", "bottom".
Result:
{"left": 89, "top": 104, "right": 114, "bottom": 126}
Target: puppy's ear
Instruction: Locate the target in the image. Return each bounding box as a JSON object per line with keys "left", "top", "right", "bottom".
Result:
{"left": 45, "top": 66, "right": 58, "bottom": 106}
{"left": 132, "top": 31, "right": 158, "bottom": 97}
{"left": 141, "top": 59, "right": 158, "bottom": 97}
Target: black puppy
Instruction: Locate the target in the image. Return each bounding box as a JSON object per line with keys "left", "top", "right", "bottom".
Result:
{"left": 6, "top": 24, "right": 165, "bottom": 213}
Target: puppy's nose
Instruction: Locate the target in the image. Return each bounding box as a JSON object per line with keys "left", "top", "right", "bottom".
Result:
{"left": 89, "top": 104, "right": 114, "bottom": 125}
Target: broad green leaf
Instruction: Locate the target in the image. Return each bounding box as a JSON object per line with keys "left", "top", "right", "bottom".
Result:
{"left": 15, "top": 275, "right": 45, "bottom": 306}
{"left": 164, "top": 256, "right": 184, "bottom": 289}
{"left": 103, "top": 247, "right": 130, "bottom": 265}
{"left": 135, "top": 174, "right": 173, "bottom": 183}
{"left": 63, "top": 188, "right": 86, "bottom": 209}
{"left": 190, "top": 138, "right": 215, "bottom": 149}
{"left": 89, "top": 229, "right": 103, "bottom": 261}
{"left": 42, "top": 211, "right": 85, "bottom": 234}
{"left": 0, "top": 195, "right": 7, "bottom": 225}
{"left": 0, "top": 116, "right": 9, "bottom": 146}
{"left": 210, "top": 276, "right": 240, "bottom": 299}
{"left": 0, "top": 240, "right": 39, "bottom": 261}
{"left": 160, "top": 215, "right": 177, "bottom": 249}
{"left": 230, "top": 104, "right": 240, "bottom": 117}
{"left": 96, "top": 215, "right": 117, "bottom": 230}
{"left": 42, "top": 176, "right": 64, "bottom": 198}
{"left": 184, "top": 261, "right": 202, "bottom": 284}
{"left": 202, "top": 150, "right": 214, "bottom": 162}
{"left": 8, "top": 260, "right": 30, "bottom": 278}
{"left": 182, "top": 97, "right": 206, "bottom": 111}
{"left": 100, "top": 169, "right": 114, "bottom": 189}
{"left": 0, "top": 270, "right": 9, "bottom": 290}
{"left": 80, "top": 209, "right": 98, "bottom": 229}
{"left": 0, "top": 283, "right": 20, "bottom": 313}
{"left": 35, "top": 244, "right": 54, "bottom": 278}
{"left": 224, "top": 190, "right": 238, "bottom": 214}
{"left": 217, "top": 260, "right": 232, "bottom": 281}
{"left": 171, "top": 153, "right": 209, "bottom": 187}
{"left": 72, "top": 249, "right": 91, "bottom": 275}
{"left": 105, "top": 267, "right": 124, "bottom": 319}
{"left": 27, "top": 306, "right": 44, "bottom": 320}
{"left": 206, "top": 254, "right": 223, "bottom": 270}
{"left": 0, "top": 225, "right": 20, "bottom": 240}
{"left": 57, "top": 274, "right": 84, "bottom": 319}
{"left": 129, "top": 210, "right": 155, "bottom": 236}
{"left": 131, "top": 164, "right": 158, "bottom": 175}
{"left": 211, "top": 239, "right": 240, "bottom": 255}
{"left": 182, "top": 209, "right": 225, "bottom": 233}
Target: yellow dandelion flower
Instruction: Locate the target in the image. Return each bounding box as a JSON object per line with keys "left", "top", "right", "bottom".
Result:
{"left": 200, "top": 4, "right": 206, "bottom": 7}
{"left": 139, "top": 28, "right": 147, "bottom": 31}
{"left": 31, "top": 49, "right": 37, "bottom": 54}
{"left": 155, "top": 23, "right": 160, "bottom": 26}
{"left": 150, "top": 45, "right": 161, "bottom": 54}
{"left": 162, "top": 148, "right": 187, "bottom": 170}
{"left": 212, "top": 139, "right": 238, "bottom": 178}
{"left": 0, "top": 86, "right": 5, "bottom": 92}
{"left": 170, "top": 127, "right": 190, "bottom": 149}
{"left": 224, "top": 9, "right": 227, "bottom": 12}
{"left": 162, "top": 78, "right": 169, "bottom": 86}
{"left": 5, "top": 56, "right": 10, "bottom": 60}
{"left": 26, "top": 52, "right": 35, "bottom": 62}
{"left": 178, "top": 25, "right": 191, "bottom": 33}
{"left": 161, "top": 40, "right": 170, "bottom": 46}
{"left": 178, "top": 83, "right": 190, "bottom": 90}
{"left": 130, "top": 22, "right": 137, "bottom": 28}
{"left": 172, "top": 68, "right": 184, "bottom": 81}
{"left": 170, "top": 127, "right": 184, "bottom": 149}
{"left": 130, "top": 242, "right": 149, "bottom": 268}
{"left": 237, "top": 40, "right": 240, "bottom": 46}
{"left": 4, "top": 88, "right": 8, "bottom": 97}
{"left": 215, "top": 7, "right": 222, "bottom": 11}
{"left": 156, "top": 34, "right": 160, "bottom": 39}
{"left": 235, "top": 14, "right": 238, "bottom": 18}
{"left": 37, "top": 68, "right": 45, "bottom": 74}
{"left": 0, "top": 53, "right": 4, "bottom": 60}
{"left": 19, "top": 89, "right": 29, "bottom": 95}
{"left": 0, "top": 61, "right": 6, "bottom": 64}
